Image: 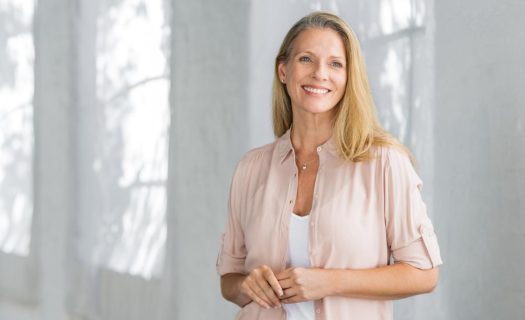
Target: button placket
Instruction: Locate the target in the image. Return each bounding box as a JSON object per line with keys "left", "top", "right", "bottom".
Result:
{"left": 281, "top": 161, "right": 298, "bottom": 268}
{"left": 309, "top": 158, "right": 322, "bottom": 267}
{"left": 314, "top": 300, "right": 323, "bottom": 319}
{"left": 289, "top": 169, "right": 297, "bottom": 207}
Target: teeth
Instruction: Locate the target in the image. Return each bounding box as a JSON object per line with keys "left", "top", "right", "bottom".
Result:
{"left": 303, "top": 86, "right": 329, "bottom": 94}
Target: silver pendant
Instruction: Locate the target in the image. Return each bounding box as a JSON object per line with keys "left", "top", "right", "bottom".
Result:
{"left": 301, "top": 164, "right": 307, "bottom": 170}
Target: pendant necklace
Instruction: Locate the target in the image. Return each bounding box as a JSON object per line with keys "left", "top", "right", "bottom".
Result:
{"left": 291, "top": 125, "right": 319, "bottom": 171}
{"left": 296, "top": 154, "right": 318, "bottom": 171}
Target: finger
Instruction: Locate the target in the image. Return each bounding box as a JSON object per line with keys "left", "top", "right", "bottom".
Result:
{"left": 242, "top": 278, "right": 271, "bottom": 309}
{"left": 276, "top": 268, "right": 292, "bottom": 280}
{"left": 277, "top": 278, "right": 293, "bottom": 290}
{"left": 279, "top": 287, "right": 298, "bottom": 300}
{"left": 280, "top": 289, "right": 299, "bottom": 303}
{"left": 255, "top": 278, "right": 281, "bottom": 308}
{"left": 248, "top": 275, "right": 275, "bottom": 308}
{"left": 263, "top": 269, "right": 284, "bottom": 297}
{"left": 246, "top": 289, "right": 271, "bottom": 309}
{"left": 281, "top": 295, "right": 301, "bottom": 304}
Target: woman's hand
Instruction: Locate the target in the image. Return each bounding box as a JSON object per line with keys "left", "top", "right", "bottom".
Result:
{"left": 240, "top": 265, "right": 284, "bottom": 309}
{"left": 276, "top": 267, "right": 331, "bottom": 303}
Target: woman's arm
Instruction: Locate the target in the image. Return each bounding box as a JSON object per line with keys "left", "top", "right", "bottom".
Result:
{"left": 328, "top": 263, "right": 439, "bottom": 300}
{"left": 276, "top": 263, "right": 439, "bottom": 303}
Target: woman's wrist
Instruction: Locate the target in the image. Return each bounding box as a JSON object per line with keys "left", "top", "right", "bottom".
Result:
{"left": 324, "top": 268, "right": 339, "bottom": 297}
{"left": 313, "top": 268, "right": 341, "bottom": 298}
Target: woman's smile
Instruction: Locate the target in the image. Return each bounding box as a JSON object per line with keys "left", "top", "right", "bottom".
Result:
{"left": 302, "top": 85, "right": 331, "bottom": 95}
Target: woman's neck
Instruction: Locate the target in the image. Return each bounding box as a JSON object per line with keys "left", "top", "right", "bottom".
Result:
{"left": 290, "top": 114, "right": 334, "bottom": 155}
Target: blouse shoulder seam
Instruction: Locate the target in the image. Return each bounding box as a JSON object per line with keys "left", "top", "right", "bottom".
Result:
{"left": 238, "top": 140, "right": 276, "bottom": 167}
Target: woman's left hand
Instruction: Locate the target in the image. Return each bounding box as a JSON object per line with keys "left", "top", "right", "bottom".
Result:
{"left": 276, "top": 267, "right": 331, "bottom": 303}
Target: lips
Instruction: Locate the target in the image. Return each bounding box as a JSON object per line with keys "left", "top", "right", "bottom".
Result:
{"left": 302, "top": 85, "right": 331, "bottom": 94}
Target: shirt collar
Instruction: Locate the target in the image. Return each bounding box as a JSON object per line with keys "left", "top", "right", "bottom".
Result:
{"left": 277, "top": 128, "right": 338, "bottom": 164}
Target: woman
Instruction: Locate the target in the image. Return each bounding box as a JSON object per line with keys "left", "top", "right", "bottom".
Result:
{"left": 216, "top": 11, "right": 442, "bottom": 320}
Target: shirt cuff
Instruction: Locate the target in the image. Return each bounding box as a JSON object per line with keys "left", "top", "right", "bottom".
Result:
{"left": 216, "top": 234, "right": 246, "bottom": 276}
{"left": 216, "top": 251, "right": 246, "bottom": 276}
{"left": 392, "top": 225, "right": 443, "bottom": 269}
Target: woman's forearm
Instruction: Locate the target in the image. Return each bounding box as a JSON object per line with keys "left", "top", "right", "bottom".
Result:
{"left": 220, "top": 273, "right": 252, "bottom": 307}
{"left": 326, "top": 263, "right": 439, "bottom": 300}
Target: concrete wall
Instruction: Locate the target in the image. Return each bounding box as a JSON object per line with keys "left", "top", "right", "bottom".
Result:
{"left": 0, "top": 0, "right": 73, "bottom": 319}
{"left": 166, "top": 1, "right": 251, "bottom": 319}
{"left": 434, "top": 1, "right": 525, "bottom": 318}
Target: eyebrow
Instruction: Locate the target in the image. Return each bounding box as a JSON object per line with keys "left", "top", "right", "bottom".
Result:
{"left": 294, "top": 50, "right": 345, "bottom": 60}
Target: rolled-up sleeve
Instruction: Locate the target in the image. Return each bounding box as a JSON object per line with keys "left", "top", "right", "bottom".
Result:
{"left": 216, "top": 161, "right": 247, "bottom": 276}
{"left": 384, "top": 148, "right": 443, "bottom": 270}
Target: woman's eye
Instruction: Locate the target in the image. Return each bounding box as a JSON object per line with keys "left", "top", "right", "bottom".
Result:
{"left": 299, "top": 56, "right": 312, "bottom": 62}
{"left": 331, "top": 61, "right": 343, "bottom": 68}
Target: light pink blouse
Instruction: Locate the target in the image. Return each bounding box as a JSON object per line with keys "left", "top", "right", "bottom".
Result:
{"left": 216, "top": 129, "right": 443, "bottom": 320}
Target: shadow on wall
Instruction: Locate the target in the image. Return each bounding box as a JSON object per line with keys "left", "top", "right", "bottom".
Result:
{"left": 0, "top": 0, "right": 34, "bottom": 257}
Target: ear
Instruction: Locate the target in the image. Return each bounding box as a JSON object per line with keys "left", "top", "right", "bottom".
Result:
{"left": 277, "top": 61, "right": 287, "bottom": 83}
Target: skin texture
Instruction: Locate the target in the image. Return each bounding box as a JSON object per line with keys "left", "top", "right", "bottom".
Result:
{"left": 220, "top": 27, "right": 439, "bottom": 310}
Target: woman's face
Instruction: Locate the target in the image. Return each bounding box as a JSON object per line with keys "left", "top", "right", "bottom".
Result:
{"left": 278, "top": 28, "right": 347, "bottom": 117}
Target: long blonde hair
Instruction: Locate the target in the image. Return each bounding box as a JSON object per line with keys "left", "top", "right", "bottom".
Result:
{"left": 272, "top": 11, "right": 415, "bottom": 165}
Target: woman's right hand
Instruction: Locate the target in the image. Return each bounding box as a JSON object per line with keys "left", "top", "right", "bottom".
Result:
{"left": 240, "top": 265, "right": 284, "bottom": 309}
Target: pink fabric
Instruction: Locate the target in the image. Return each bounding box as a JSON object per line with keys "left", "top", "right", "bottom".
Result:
{"left": 216, "top": 129, "right": 443, "bottom": 320}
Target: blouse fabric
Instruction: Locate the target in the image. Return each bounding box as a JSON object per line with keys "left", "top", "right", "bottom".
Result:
{"left": 216, "top": 128, "right": 443, "bottom": 320}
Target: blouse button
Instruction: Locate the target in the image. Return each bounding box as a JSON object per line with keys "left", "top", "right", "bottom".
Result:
{"left": 316, "top": 308, "right": 321, "bottom": 314}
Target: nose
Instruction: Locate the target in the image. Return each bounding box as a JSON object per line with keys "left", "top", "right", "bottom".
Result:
{"left": 312, "top": 62, "right": 328, "bottom": 80}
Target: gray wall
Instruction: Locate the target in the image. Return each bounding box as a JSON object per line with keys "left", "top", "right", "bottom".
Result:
{"left": 166, "top": 1, "right": 251, "bottom": 319}
{"left": 434, "top": 1, "right": 525, "bottom": 319}
{"left": 0, "top": 0, "right": 74, "bottom": 319}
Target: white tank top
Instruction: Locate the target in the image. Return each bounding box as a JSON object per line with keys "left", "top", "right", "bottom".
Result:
{"left": 283, "top": 213, "right": 315, "bottom": 320}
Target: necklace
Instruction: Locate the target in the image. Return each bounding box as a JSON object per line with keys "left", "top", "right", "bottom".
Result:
{"left": 295, "top": 153, "right": 318, "bottom": 171}
{"left": 290, "top": 126, "right": 320, "bottom": 171}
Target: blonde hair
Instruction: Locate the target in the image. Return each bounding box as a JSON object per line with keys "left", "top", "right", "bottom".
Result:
{"left": 272, "top": 11, "right": 415, "bottom": 165}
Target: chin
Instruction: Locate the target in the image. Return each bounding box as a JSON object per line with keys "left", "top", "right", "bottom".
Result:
{"left": 301, "top": 105, "right": 337, "bottom": 115}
